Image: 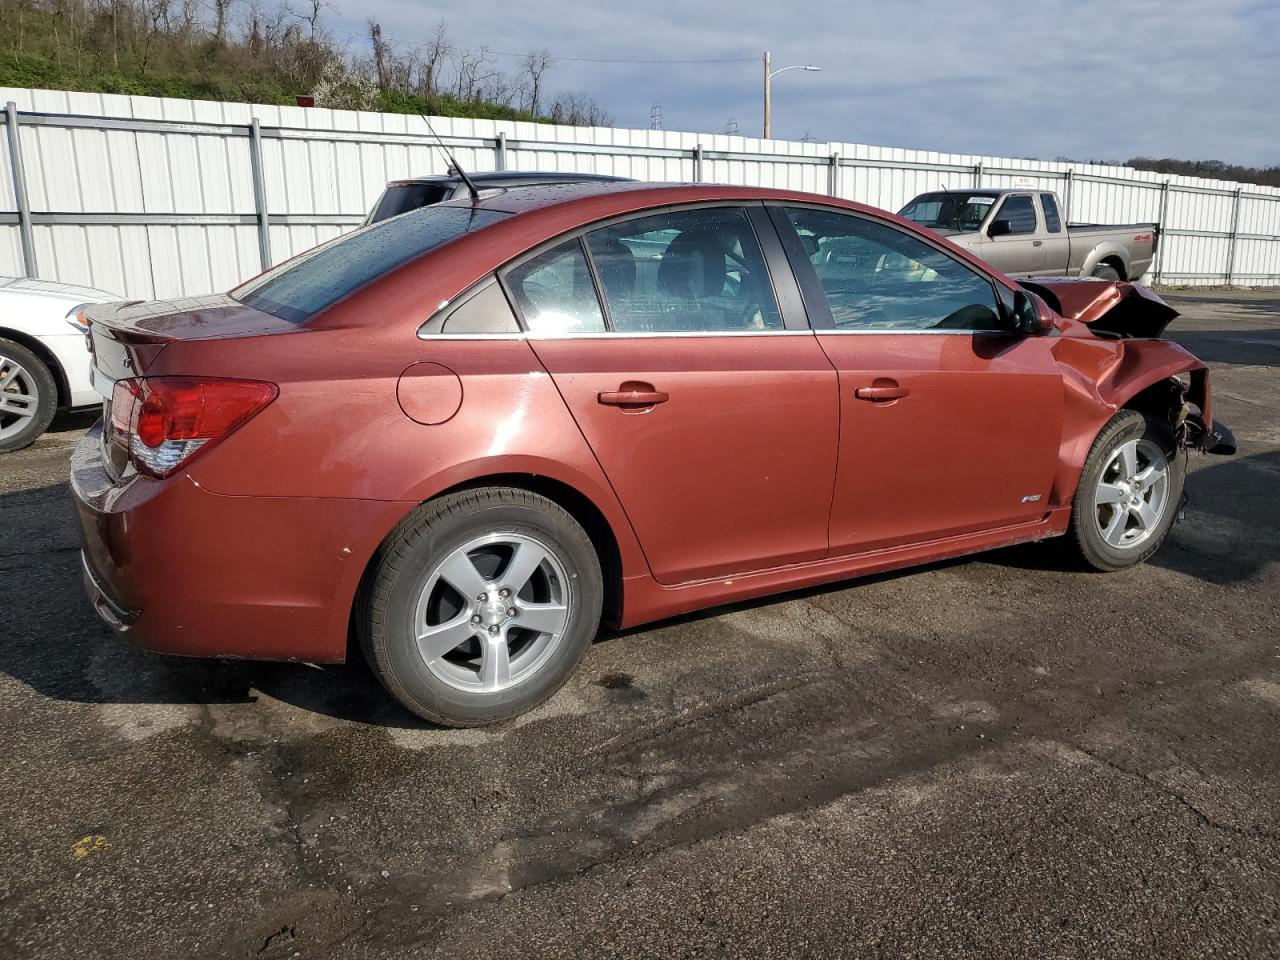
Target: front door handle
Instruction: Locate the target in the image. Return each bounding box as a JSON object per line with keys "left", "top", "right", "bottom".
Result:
{"left": 855, "top": 385, "right": 910, "bottom": 402}
{"left": 1032, "top": 240, "right": 1044, "bottom": 247}
{"left": 598, "top": 384, "right": 670, "bottom": 407}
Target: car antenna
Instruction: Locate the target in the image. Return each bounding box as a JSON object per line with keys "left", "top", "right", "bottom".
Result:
{"left": 940, "top": 181, "right": 959, "bottom": 229}
{"left": 418, "top": 113, "right": 481, "bottom": 202}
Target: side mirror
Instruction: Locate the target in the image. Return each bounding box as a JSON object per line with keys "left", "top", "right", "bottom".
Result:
{"left": 987, "top": 219, "right": 1012, "bottom": 238}
{"left": 1012, "top": 290, "right": 1052, "bottom": 336}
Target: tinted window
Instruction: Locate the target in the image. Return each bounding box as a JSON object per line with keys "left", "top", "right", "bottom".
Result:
{"left": 505, "top": 239, "right": 606, "bottom": 335}
{"left": 997, "top": 195, "right": 1037, "bottom": 235}
{"left": 234, "top": 207, "right": 506, "bottom": 324}
{"left": 585, "top": 207, "right": 782, "bottom": 333}
{"left": 783, "top": 207, "right": 1003, "bottom": 332}
{"left": 440, "top": 280, "right": 520, "bottom": 334}
{"left": 368, "top": 181, "right": 455, "bottom": 223}
{"left": 1040, "top": 193, "right": 1062, "bottom": 233}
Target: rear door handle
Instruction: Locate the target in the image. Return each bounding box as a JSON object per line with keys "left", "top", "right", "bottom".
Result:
{"left": 598, "top": 386, "right": 670, "bottom": 407}
{"left": 854, "top": 385, "right": 910, "bottom": 402}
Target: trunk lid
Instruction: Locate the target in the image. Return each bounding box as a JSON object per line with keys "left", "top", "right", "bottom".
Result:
{"left": 1017, "top": 277, "right": 1178, "bottom": 339}
{"left": 84, "top": 293, "right": 293, "bottom": 480}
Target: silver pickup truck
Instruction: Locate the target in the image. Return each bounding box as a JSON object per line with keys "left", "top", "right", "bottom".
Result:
{"left": 898, "top": 188, "right": 1157, "bottom": 281}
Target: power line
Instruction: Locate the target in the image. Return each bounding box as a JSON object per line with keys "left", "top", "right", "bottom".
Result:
{"left": 331, "top": 27, "right": 753, "bottom": 65}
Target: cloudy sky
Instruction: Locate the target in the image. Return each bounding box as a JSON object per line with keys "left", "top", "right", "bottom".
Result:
{"left": 337, "top": 0, "right": 1279, "bottom": 166}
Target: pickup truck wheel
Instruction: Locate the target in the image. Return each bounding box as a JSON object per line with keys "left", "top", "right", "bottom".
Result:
{"left": 1066, "top": 410, "right": 1183, "bottom": 571}
{"left": 0, "top": 338, "right": 58, "bottom": 454}
{"left": 1091, "top": 263, "right": 1122, "bottom": 282}
{"left": 360, "top": 487, "right": 603, "bottom": 727}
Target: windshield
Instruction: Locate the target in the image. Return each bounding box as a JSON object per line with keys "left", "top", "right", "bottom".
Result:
{"left": 233, "top": 206, "right": 507, "bottom": 324}
{"left": 898, "top": 193, "right": 997, "bottom": 232}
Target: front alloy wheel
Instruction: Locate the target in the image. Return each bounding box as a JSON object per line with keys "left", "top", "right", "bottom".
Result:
{"left": 1067, "top": 409, "right": 1184, "bottom": 571}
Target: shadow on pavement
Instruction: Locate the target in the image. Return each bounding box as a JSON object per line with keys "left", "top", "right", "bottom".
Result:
{"left": 2, "top": 451, "right": 1274, "bottom": 726}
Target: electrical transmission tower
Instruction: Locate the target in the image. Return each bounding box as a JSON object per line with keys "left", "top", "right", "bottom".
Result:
{"left": 725, "top": 118, "right": 740, "bottom": 135}
{"left": 649, "top": 103, "right": 663, "bottom": 130}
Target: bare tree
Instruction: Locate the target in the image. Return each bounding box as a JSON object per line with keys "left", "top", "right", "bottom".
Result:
{"left": 521, "top": 47, "right": 553, "bottom": 116}
{"left": 418, "top": 19, "right": 449, "bottom": 98}
{"left": 211, "top": 0, "right": 233, "bottom": 44}
{"left": 368, "top": 18, "right": 388, "bottom": 89}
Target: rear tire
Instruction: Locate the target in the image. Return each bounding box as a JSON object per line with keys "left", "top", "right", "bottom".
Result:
{"left": 0, "top": 338, "right": 58, "bottom": 454}
{"left": 1065, "top": 410, "right": 1183, "bottom": 571}
{"left": 360, "top": 487, "right": 603, "bottom": 727}
{"left": 1091, "top": 263, "right": 1123, "bottom": 282}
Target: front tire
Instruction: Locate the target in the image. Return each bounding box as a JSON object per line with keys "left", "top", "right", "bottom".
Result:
{"left": 360, "top": 487, "right": 603, "bottom": 727}
{"left": 1066, "top": 410, "right": 1183, "bottom": 571}
{"left": 0, "top": 338, "right": 58, "bottom": 454}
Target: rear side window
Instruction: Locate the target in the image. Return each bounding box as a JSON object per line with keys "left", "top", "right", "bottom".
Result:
{"left": 584, "top": 207, "right": 782, "bottom": 333}
{"left": 1040, "top": 193, "right": 1062, "bottom": 233}
{"left": 504, "top": 239, "right": 606, "bottom": 335}
{"left": 234, "top": 207, "right": 506, "bottom": 324}
{"left": 997, "top": 196, "right": 1038, "bottom": 235}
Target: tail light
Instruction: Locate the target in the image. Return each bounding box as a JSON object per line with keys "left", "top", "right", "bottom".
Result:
{"left": 109, "top": 377, "right": 277, "bottom": 478}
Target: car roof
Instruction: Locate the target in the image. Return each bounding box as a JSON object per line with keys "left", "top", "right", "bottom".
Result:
{"left": 914, "top": 187, "right": 1042, "bottom": 197}
{"left": 389, "top": 171, "right": 630, "bottom": 186}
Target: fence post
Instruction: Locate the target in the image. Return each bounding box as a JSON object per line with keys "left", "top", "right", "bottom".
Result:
{"left": 693, "top": 143, "right": 704, "bottom": 183}
{"left": 495, "top": 131, "right": 507, "bottom": 172}
{"left": 1062, "top": 168, "right": 1074, "bottom": 224}
{"left": 1225, "top": 186, "right": 1243, "bottom": 286}
{"left": 973, "top": 161, "right": 983, "bottom": 187}
{"left": 4, "top": 102, "right": 37, "bottom": 278}
{"left": 248, "top": 117, "right": 272, "bottom": 271}
{"left": 828, "top": 152, "right": 841, "bottom": 196}
{"left": 1154, "top": 181, "right": 1170, "bottom": 285}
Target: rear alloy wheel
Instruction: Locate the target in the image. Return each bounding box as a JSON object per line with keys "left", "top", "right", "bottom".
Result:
{"left": 0, "top": 338, "right": 58, "bottom": 454}
{"left": 361, "top": 487, "right": 603, "bottom": 726}
{"left": 1066, "top": 409, "right": 1184, "bottom": 570}
{"left": 1091, "top": 263, "right": 1122, "bottom": 282}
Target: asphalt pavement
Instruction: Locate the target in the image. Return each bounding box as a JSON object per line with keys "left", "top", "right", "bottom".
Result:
{"left": 1, "top": 290, "right": 1277, "bottom": 959}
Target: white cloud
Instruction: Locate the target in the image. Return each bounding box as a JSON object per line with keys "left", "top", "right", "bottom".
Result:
{"left": 337, "top": 0, "right": 1280, "bottom": 165}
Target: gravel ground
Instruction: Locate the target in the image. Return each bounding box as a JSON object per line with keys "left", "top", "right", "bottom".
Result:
{"left": 1, "top": 291, "right": 1277, "bottom": 959}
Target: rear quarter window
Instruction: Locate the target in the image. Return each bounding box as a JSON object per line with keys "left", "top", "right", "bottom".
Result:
{"left": 233, "top": 207, "right": 507, "bottom": 324}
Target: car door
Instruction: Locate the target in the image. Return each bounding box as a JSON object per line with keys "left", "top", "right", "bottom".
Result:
{"left": 770, "top": 204, "right": 1063, "bottom": 555}
{"left": 979, "top": 194, "right": 1046, "bottom": 275}
{"left": 506, "top": 205, "right": 840, "bottom": 585}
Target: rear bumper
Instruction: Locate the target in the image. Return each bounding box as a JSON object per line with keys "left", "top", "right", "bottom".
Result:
{"left": 70, "top": 423, "right": 408, "bottom": 662}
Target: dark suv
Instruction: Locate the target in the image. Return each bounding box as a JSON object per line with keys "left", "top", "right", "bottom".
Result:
{"left": 364, "top": 170, "right": 631, "bottom": 224}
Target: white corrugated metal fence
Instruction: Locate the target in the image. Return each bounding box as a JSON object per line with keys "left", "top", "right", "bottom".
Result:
{"left": 3, "top": 87, "right": 1279, "bottom": 300}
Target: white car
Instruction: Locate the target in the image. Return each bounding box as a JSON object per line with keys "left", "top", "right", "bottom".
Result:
{"left": 0, "top": 276, "right": 122, "bottom": 452}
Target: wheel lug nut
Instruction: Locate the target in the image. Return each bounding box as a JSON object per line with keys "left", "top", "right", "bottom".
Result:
{"left": 477, "top": 593, "right": 487, "bottom": 602}
{"left": 507, "top": 608, "right": 517, "bottom": 617}
{"left": 470, "top": 615, "right": 481, "bottom": 624}
{"left": 488, "top": 625, "right": 499, "bottom": 636}
{"left": 499, "top": 588, "right": 510, "bottom": 598}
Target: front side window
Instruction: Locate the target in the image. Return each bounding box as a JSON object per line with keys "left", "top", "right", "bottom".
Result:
{"left": 1040, "top": 193, "right": 1062, "bottom": 233}
{"left": 783, "top": 207, "right": 1004, "bottom": 332}
{"left": 996, "top": 195, "right": 1038, "bottom": 235}
{"left": 584, "top": 207, "right": 783, "bottom": 333}
{"left": 234, "top": 207, "right": 507, "bottom": 324}
{"left": 504, "top": 239, "right": 606, "bottom": 335}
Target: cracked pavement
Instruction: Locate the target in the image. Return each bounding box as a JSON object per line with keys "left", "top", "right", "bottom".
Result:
{"left": 1, "top": 291, "right": 1277, "bottom": 958}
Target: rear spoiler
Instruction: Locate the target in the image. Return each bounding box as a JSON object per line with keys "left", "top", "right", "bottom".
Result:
{"left": 1017, "top": 278, "right": 1177, "bottom": 339}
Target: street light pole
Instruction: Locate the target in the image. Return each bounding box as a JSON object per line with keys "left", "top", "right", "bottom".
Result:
{"left": 762, "top": 52, "right": 821, "bottom": 140}
{"left": 763, "top": 50, "right": 772, "bottom": 140}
